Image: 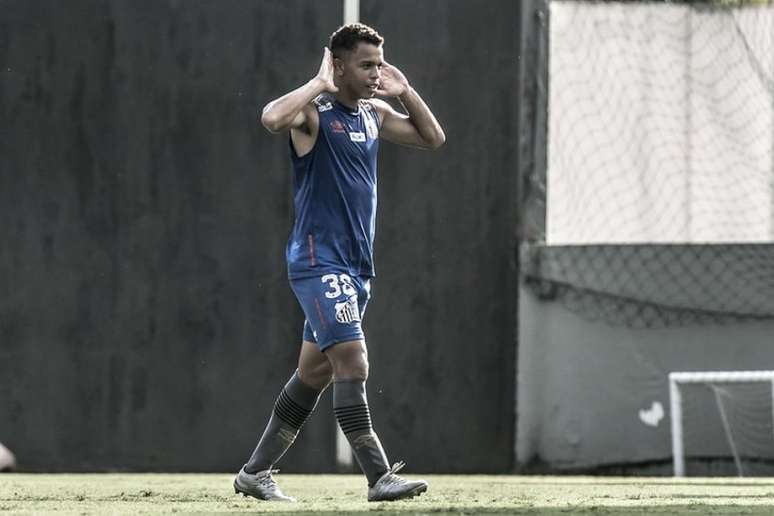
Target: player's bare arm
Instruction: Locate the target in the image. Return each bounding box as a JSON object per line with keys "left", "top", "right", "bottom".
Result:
{"left": 371, "top": 62, "right": 445, "bottom": 150}
{"left": 260, "top": 48, "right": 338, "bottom": 136}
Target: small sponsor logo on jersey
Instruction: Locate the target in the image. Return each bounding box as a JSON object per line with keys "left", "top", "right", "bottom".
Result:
{"left": 317, "top": 102, "right": 333, "bottom": 112}
{"left": 349, "top": 131, "right": 366, "bottom": 142}
{"left": 365, "top": 118, "right": 378, "bottom": 139}
{"left": 335, "top": 295, "right": 361, "bottom": 324}
{"left": 330, "top": 120, "right": 346, "bottom": 133}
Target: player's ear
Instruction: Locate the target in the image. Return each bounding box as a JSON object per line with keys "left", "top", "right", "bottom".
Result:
{"left": 333, "top": 56, "right": 345, "bottom": 76}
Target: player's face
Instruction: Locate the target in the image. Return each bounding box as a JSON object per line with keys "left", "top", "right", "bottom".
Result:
{"left": 336, "top": 43, "right": 383, "bottom": 99}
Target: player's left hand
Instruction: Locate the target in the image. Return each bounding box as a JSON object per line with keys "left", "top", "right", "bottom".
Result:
{"left": 375, "top": 62, "right": 409, "bottom": 97}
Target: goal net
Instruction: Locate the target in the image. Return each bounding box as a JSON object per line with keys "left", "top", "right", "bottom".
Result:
{"left": 670, "top": 371, "right": 774, "bottom": 477}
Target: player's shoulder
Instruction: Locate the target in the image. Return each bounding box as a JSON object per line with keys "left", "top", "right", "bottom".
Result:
{"left": 361, "top": 98, "right": 390, "bottom": 125}
{"left": 312, "top": 94, "right": 335, "bottom": 113}
{"left": 363, "top": 98, "right": 389, "bottom": 112}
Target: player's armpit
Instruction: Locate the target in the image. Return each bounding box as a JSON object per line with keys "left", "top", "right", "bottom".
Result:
{"left": 289, "top": 104, "right": 320, "bottom": 156}
{"left": 292, "top": 103, "right": 319, "bottom": 135}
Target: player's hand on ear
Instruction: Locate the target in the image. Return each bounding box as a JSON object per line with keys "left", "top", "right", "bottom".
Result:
{"left": 315, "top": 47, "right": 339, "bottom": 93}
{"left": 375, "top": 62, "right": 409, "bottom": 98}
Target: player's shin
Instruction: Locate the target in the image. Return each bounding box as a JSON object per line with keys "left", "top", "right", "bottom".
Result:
{"left": 244, "top": 371, "right": 324, "bottom": 473}
{"left": 333, "top": 379, "right": 390, "bottom": 486}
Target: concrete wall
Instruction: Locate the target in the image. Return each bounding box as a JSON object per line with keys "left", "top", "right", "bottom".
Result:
{"left": 517, "top": 283, "right": 774, "bottom": 473}
{"left": 0, "top": 0, "right": 519, "bottom": 472}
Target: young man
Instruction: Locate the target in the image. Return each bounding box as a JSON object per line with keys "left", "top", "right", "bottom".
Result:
{"left": 234, "top": 23, "right": 445, "bottom": 503}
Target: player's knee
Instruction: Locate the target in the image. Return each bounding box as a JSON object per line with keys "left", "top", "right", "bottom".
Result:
{"left": 332, "top": 355, "right": 369, "bottom": 381}
{"left": 298, "top": 362, "right": 333, "bottom": 390}
{"left": 326, "top": 340, "right": 369, "bottom": 381}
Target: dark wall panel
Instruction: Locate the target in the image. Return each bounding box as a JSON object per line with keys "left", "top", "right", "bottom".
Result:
{"left": 359, "top": 0, "right": 519, "bottom": 473}
{"left": 0, "top": 0, "right": 340, "bottom": 472}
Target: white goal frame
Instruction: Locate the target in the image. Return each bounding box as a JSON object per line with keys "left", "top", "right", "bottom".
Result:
{"left": 669, "top": 370, "right": 774, "bottom": 477}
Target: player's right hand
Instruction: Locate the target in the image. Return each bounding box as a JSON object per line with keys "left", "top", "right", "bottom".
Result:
{"left": 315, "top": 47, "right": 339, "bottom": 93}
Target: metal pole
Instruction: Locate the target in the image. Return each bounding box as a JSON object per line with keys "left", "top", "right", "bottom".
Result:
{"left": 335, "top": 0, "right": 359, "bottom": 472}
{"left": 343, "top": 0, "right": 359, "bottom": 25}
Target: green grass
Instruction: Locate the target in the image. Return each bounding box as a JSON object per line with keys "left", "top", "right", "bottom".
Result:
{"left": 2, "top": 474, "right": 774, "bottom": 514}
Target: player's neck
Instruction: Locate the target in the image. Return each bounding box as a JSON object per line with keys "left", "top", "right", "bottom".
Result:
{"left": 333, "top": 91, "right": 360, "bottom": 111}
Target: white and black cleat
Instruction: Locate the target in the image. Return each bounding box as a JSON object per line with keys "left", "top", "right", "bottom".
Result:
{"left": 367, "top": 461, "right": 428, "bottom": 502}
{"left": 233, "top": 466, "right": 296, "bottom": 502}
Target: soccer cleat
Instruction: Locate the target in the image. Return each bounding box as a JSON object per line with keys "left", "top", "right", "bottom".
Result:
{"left": 367, "top": 461, "right": 428, "bottom": 502}
{"left": 233, "top": 466, "right": 296, "bottom": 502}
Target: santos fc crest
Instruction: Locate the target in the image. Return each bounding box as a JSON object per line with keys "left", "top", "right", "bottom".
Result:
{"left": 335, "top": 295, "right": 361, "bottom": 324}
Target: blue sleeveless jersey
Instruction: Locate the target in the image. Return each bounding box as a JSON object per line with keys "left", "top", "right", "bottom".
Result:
{"left": 286, "top": 94, "right": 381, "bottom": 279}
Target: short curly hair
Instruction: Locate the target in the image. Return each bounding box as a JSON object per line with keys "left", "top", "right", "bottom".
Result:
{"left": 329, "top": 23, "right": 384, "bottom": 58}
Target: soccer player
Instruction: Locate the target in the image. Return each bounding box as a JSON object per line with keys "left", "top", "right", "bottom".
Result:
{"left": 233, "top": 23, "right": 445, "bottom": 502}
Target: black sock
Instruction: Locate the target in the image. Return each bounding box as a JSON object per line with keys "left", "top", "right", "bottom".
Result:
{"left": 333, "top": 379, "right": 390, "bottom": 486}
{"left": 244, "top": 371, "right": 323, "bottom": 474}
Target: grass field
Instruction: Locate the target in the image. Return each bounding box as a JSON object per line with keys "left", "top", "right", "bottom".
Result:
{"left": 2, "top": 474, "right": 774, "bottom": 515}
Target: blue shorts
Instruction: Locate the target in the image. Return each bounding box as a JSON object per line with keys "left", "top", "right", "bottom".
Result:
{"left": 289, "top": 273, "right": 372, "bottom": 351}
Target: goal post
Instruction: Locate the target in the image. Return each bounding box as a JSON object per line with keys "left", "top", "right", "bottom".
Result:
{"left": 669, "top": 370, "right": 774, "bottom": 477}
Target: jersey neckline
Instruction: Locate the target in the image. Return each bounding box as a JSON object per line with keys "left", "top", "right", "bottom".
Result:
{"left": 332, "top": 98, "right": 362, "bottom": 117}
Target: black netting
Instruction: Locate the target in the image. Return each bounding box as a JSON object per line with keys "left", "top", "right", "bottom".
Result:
{"left": 522, "top": 243, "right": 774, "bottom": 327}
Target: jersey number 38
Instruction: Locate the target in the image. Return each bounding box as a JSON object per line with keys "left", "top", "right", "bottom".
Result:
{"left": 321, "top": 274, "right": 356, "bottom": 299}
